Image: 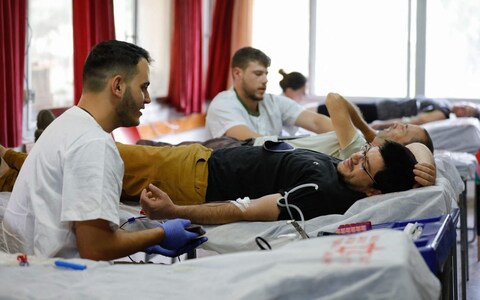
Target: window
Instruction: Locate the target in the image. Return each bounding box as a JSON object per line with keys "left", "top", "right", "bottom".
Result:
{"left": 252, "top": 0, "right": 480, "bottom": 101}
{"left": 24, "top": 0, "right": 172, "bottom": 142}
{"left": 425, "top": 0, "right": 480, "bottom": 99}
{"left": 314, "top": 0, "right": 409, "bottom": 97}
{"left": 135, "top": 0, "right": 171, "bottom": 99}
{"left": 114, "top": 0, "right": 136, "bottom": 43}
{"left": 25, "top": 1, "right": 73, "bottom": 138}
{"left": 252, "top": 0, "right": 310, "bottom": 96}
{"left": 252, "top": 0, "right": 409, "bottom": 98}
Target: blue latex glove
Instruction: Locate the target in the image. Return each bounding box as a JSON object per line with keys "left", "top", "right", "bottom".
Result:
{"left": 159, "top": 218, "right": 199, "bottom": 250}
{"left": 145, "top": 237, "right": 208, "bottom": 258}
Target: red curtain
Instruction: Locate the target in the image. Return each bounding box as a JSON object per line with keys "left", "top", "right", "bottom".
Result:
{"left": 0, "top": 0, "right": 27, "bottom": 147}
{"left": 205, "top": 0, "right": 235, "bottom": 100}
{"left": 72, "top": 0, "right": 115, "bottom": 105}
{"left": 166, "top": 0, "right": 203, "bottom": 114}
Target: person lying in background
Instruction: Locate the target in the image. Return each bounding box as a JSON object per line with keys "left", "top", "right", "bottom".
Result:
{"left": 450, "top": 101, "right": 480, "bottom": 118}
{"left": 205, "top": 47, "right": 333, "bottom": 140}
{"left": 368, "top": 100, "right": 480, "bottom": 130}
{"left": 1, "top": 40, "right": 206, "bottom": 260}
{"left": 318, "top": 97, "right": 480, "bottom": 129}
{"left": 318, "top": 97, "right": 451, "bottom": 128}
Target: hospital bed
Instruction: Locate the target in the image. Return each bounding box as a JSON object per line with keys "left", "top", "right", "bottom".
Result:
{"left": 0, "top": 155, "right": 464, "bottom": 299}
{"left": 0, "top": 229, "right": 441, "bottom": 300}
{"left": 422, "top": 117, "right": 480, "bottom": 281}
{"left": 422, "top": 117, "right": 480, "bottom": 154}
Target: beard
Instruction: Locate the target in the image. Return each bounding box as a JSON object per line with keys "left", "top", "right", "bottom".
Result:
{"left": 241, "top": 80, "right": 265, "bottom": 101}
{"left": 115, "top": 87, "right": 141, "bottom": 128}
{"left": 246, "top": 91, "right": 264, "bottom": 101}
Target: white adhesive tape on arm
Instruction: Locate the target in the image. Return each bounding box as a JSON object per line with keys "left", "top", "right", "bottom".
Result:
{"left": 230, "top": 197, "right": 251, "bottom": 212}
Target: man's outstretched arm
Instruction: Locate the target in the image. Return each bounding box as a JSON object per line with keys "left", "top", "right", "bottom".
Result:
{"left": 325, "top": 93, "right": 377, "bottom": 146}
{"left": 294, "top": 110, "right": 334, "bottom": 134}
{"left": 370, "top": 110, "right": 447, "bottom": 129}
{"left": 140, "top": 184, "right": 281, "bottom": 225}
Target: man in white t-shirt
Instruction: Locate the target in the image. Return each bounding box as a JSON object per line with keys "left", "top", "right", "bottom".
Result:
{"left": 1, "top": 40, "right": 206, "bottom": 260}
{"left": 206, "top": 47, "right": 334, "bottom": 140}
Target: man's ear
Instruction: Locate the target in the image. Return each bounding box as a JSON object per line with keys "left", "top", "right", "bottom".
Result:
{"left": 365, "top": 188, "right": 382, "bottom": 197}
{"left": 111, "top": 75, "right": 123, "bottom": 98}
{"left": 232, "top": 67, "right": 242, "bottom": 80}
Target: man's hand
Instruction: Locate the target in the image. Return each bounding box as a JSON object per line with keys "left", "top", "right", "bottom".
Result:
{"left": 140, "top": 184, "right": 177, "bottom": 220}
{"left": 158, "top": 218, "right": 198, "bottom": 250}
{"left": 413, "top": 162, "right": 436, "bottom": 187}
{"left": 145, "top": 237, "right": 208, "bottom": 258}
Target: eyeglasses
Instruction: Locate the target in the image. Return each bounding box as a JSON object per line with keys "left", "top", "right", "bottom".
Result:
{"left": 360, "top": 143, "right": 377, "bottom": 186}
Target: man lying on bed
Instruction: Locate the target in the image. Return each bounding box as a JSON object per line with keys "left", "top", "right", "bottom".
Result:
{"left": 319, "top": 96, "right": 480, "bottom": 130}
{"left": 125, "top": 140, "right": 428, "bottom": 225}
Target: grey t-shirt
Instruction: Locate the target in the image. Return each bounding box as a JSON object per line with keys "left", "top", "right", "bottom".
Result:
{"left": 254, "top": 130, "right": 367, "bottom": 160}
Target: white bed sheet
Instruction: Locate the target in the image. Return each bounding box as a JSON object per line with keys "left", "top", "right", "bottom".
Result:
{"left": 434, "top": 150, "right": 477, "bottom": 181}
{"left": 0, "top": 229, "right": 440, "bottom": 300}
{"left": 422, "top": 117, "right": 480, "bottom": 154}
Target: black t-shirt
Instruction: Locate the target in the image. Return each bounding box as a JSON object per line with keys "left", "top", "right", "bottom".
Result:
{"left": 206, "top": 146, "right": 365, "bottom": 220}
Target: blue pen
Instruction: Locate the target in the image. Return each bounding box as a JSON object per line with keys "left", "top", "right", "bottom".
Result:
{"left": 54, "top": 260, "right": 87, "bottom": 270}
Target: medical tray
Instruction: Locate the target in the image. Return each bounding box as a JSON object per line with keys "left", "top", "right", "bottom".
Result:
{"left": 372, "top": 212, "right": 456, "bottom": 274}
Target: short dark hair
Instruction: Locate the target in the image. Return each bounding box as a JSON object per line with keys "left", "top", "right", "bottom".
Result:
{"left": 409, "top": 128, "right": 434, "bottom": 154}
{"left": 374, "top": 140, "right": 418, "bottom": 193}
{"left": 231, "top": 47, "right": 271, "bottom": 70}
{"left": 279, "top": 69, "right": 307, "bottom": 91}
{"left": 82, "top": 40, "right": 152, "bottom": 92}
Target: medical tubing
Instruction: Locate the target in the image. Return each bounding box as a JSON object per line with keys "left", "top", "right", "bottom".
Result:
{"left": 255, "top": 236, "right": 272, "bottom": 250}
{"left": 276, "top": 183, "right": 318, "bottom": 229}
{"left": 119, "top": 216, "right": 147, "bottom": 229}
